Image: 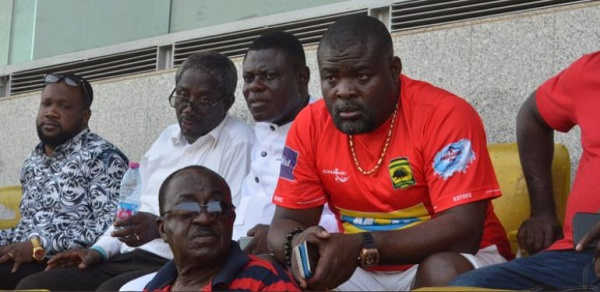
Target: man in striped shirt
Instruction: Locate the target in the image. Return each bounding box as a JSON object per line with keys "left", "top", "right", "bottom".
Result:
{"left": 144, "top": 165, "right": 298, "bottom": 291}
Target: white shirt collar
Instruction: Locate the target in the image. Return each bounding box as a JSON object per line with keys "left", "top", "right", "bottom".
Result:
{"left": 254, "top": 121, "right": 291, "bottom": 141}
{"left": 169, "top": 115, "right": 230, "bottom": 147}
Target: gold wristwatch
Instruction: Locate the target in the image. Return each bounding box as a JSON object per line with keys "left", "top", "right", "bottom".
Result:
{"left": 357, "top": 232, "right": 379, "bottom": 267}
{"left": 30, "top": 237, "right": 45, "bottom": 261}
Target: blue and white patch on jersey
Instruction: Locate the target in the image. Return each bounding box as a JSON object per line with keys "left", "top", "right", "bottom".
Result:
{"left": 280, "top": 146, "right": 299, "bottom": 181}
{"left": 433, "top": 138, "right": 476, "bottom": 180}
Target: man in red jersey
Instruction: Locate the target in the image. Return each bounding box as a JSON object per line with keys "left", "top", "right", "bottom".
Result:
{"left": 451, "top": 52, "right": 600, "bottom": 290}
{"left": 144, "top": 166, "right": 299, "bottom": 291}
{"left": 266, "top": 15, "right": 512, "bottom": 290}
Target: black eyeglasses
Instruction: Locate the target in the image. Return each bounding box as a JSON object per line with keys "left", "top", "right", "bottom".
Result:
{"left": 45, "top": 74, "right": 91, "bottom": 103}
{"left": 163, "top": 201, "right": 235, "bottom": 220}
{"left": 168, "top": 88, "right": 224, "bottom": 112}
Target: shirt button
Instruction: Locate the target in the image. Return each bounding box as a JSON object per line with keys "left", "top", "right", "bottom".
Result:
{"left": 261, "top": 151, "right": 267, "bottom": 157}
{"left": 254, "top": 177, "right": 259, "bottom": 183}
{"left": 269, "top": 125, "right": 275, "bottom": 131}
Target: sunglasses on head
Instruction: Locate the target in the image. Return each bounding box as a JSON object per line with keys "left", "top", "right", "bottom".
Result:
{"left": 44, "top": 74, "right": 91, "bottom": 103}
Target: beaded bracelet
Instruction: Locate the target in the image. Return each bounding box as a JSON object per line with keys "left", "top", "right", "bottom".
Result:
{"left": 283, "top": 227, "right": 305, "bottom": 268}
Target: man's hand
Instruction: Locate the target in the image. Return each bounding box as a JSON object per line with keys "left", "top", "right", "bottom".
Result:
{"left": 244, "top": 224, "right": 270, "bottom": 255}
{"left": 111, "top": 211, "right": 160, "bottom": 247}
{"left": 290, "top": 226, "right": 362, "bottom": 290}
{"left": 517, "top": 214, "right": 563, "bottom": 255}
{"left": 575, "top": 221, "right": 600, "bottom": 276}
{"left": 0, "top": 241, "right": 35, "bottom": 273}
{"left": 45, "top": 249, "right": 102, "bottom": 271}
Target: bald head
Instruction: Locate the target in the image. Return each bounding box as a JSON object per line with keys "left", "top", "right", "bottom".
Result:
{"left": 318, "top": 15, "right": 393, "bottom": 59}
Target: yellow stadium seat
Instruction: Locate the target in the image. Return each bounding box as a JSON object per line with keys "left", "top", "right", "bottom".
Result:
{"left": 488, "top": 143, "right": 571, "bottom": 255}
{"left": 416, "top": 143, "right": 571, "bottom": 291}
{"left": 0, "top": 185, "right": 22, "bottom": 230}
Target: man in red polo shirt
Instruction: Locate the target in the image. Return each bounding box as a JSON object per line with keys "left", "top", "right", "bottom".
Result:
{"left": 144, "top": 166, "right": 299, "bottom": 291}
{"left": 267, "top": 15, "right": 512, "bottom": 291}
{"left": 451, "top": 52, "right": 600, "bottom": 290}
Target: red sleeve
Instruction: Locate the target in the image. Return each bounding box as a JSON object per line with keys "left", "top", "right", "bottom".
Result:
{"left": 536, "top": 52, "right": 600, "bottom": 132}
{"left": 423, "top": 96, "right": 501, "bottom": 212}
{"left": 272, "top": 103, "right": 328, "bottom": 209}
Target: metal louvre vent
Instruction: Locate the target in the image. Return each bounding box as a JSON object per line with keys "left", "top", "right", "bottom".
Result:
{"left": 5, "top": 0, "right": 592, "bottom": 96}
{"left": 173, "top": 10, "right": 368, "bottom": 66}
{"left": 10, "top": 47, "right": 157, "bottom": 95}
{"left": 391, "top": 0, "right": 593, "bottom": 31}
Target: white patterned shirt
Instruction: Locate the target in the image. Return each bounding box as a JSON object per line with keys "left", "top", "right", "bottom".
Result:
{"left": 0, "top": 129, "right": 128, "bottom": 258}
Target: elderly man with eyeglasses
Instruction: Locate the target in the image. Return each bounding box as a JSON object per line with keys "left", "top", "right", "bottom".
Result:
{"left": 143, "top": 165, "right": 299, "bottom": 291}
{"left": 16, "top": 52, "right": 254, "bottom": 291}
{"left": 0, "top": 73, "right": 129, "bottom": 289}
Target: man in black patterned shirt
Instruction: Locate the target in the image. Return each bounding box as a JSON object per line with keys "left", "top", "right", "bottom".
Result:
{"left": 0, "top": 73, "right": 128, "bottom": 289}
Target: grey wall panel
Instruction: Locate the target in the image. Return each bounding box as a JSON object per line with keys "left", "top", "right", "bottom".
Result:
{"left": 0, "top": 93, "right": 39, "bottom": 185}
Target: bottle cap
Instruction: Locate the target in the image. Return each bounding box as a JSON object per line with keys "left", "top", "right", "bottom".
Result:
{"left": 129, "top": 162, "right": 140, "bottom": 169}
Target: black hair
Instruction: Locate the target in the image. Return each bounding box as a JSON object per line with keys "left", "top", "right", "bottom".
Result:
{"left": 245, "top": 31, "right": 306, "bottom": 71}
{"left": 158, "top": 165, "right": 231, "bottom": 216}
{"left": 318, "top": 15, "right": 393, "bottom": 57}
{"left": 175, "top": 51, "right": 237, "bottom": 99}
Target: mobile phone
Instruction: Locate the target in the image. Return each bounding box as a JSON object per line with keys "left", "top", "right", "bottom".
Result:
{"left": 293, "top": 241, "right": 318, "bottom": 279}
{"left": 238, "top": 236, "right": 253, "bottom": 250}
{"left": 572, "top": 212, "right": 600, "bottom": 248}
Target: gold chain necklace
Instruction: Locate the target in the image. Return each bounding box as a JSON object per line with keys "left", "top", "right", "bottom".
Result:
{"left": 348, "top": 106, "right": 397, "bottom": 175}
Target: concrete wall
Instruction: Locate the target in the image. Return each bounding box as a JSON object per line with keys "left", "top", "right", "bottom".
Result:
{"left": 394, "top": 2, "right": 599, "bottom": 184}
{"left": 0, "top": 2, "right": 598, "bottom": 186}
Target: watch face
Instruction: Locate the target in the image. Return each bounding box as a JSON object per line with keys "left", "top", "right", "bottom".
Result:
{"left": 33, "top": 248, "right": 45, "bottom": 261}
{"left": 360, "top": 248, "right": 379, "bottom": 267}
{"left": 363, "top": 253, "right": 378, "bottom": 266}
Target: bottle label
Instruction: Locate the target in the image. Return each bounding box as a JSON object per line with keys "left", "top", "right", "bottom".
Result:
{"left": 116, "top": 202, "right": 139, "bottom": 221}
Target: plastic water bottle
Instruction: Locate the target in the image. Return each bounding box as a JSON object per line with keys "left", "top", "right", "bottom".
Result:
{"left": 116, "top": 162, "right": 142, "bottom": 221}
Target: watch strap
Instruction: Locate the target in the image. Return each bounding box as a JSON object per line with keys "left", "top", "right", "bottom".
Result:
{"left": 362, "top": 232, "right": 376, "bottom": 248}
{"left": 30, "top": 236, "right": 42, "bottom": 248}
{"left": 357, "top": 232, "right": 379, "bottom": 267}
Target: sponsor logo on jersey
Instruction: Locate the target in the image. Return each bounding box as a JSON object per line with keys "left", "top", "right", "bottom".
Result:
{"left": 433, "top": 138, "right": 476, "bottom": 180}
{"left": 322, "top": 168, "right": 350, "bottom": 183}
{"left": 388, "top": 157, "right": 416, "bottom": 189}
{"left": 337, "top": 203, "right": 431, "bottom": 233}
{"left": 280, "top": 146, "right": 299, "bottom": 181}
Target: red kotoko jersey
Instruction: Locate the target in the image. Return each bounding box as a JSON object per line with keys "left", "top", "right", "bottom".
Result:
{"left": 274, "top": 75, "right": 513, "bottom": 269}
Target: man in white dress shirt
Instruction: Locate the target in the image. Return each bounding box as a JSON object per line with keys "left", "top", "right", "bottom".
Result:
{"left": 234, "top": 31, "right": 337, "bottom": 255}
{"left": 118, "top": 33, "right": 338, "bottom": 291}
{"left": 16, "top": 51, "right": 254, "bottom": 291}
